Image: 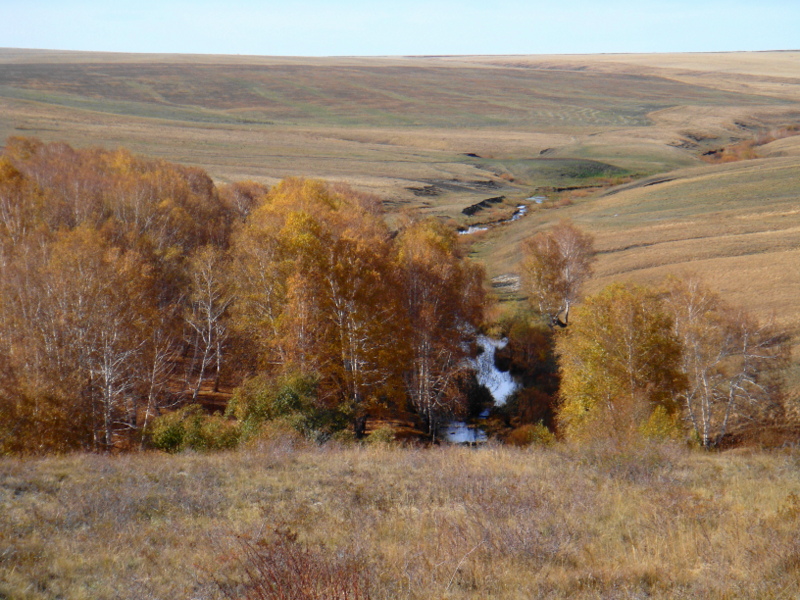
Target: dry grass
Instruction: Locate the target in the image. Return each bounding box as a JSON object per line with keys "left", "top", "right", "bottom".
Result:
{"left": 2, "top": 441, "right": 800, "bottom": 599}
{"left": 1, "top": 49, "right": 797, "bottom": 207}
{"left": 480, "top": 152, "right": 800, "bottom": 336}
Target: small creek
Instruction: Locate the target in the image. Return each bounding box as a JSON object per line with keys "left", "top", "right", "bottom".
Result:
{"left": 442, "top": 335, "right": 519, "bottom": 443}
{"left": 458, "top": 204, "right": 528, "bottom": 236}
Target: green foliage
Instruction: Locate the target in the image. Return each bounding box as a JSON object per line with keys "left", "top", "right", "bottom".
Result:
{"left": 638, "top": 405, "right": 682, "bottom": 441}
{"left": 227, "top": 372, "right": 349, "bottom": 442}
{"left": 366, "top": 425, "right": 398, "bottom": 446}
{"left": 226, "top": 374, "right": 276, "bottom": 425}
{"left": 149, "top": 405, "right": 240, "bottom": 452}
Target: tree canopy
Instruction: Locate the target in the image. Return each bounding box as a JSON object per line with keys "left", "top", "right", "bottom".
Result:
{"left": 520, "top": 220, "right": 594, "bottom": 327}
{"left": 556, "top": 282, "right": 685, "bottom": 443}
{"left": 0, "top": 140, "right": 487, "bottom": 451}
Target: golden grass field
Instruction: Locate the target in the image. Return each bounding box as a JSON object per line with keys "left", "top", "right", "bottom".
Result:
{"left": 2, "top": 439, "right": 800, "bottom": 599}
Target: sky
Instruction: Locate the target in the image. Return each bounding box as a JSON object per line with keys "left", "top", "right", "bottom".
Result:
{"left": 2, "top": 0, "right": 799, "bottom": 57}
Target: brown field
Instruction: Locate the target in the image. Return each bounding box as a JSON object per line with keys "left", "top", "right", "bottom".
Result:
{"left": 2, "top": 441, "right": 800, "bottom": 600}
{"left": 1, "top": 49, "right": 796, "bottom": 199}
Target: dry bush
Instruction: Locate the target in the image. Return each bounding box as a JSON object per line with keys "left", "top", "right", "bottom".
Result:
{"left": 702, "top": 140, "right": 759, "bottom": 163}
{"left": 214, "top": 528, "right": 371, "bottom": 600}
{"left": 505, "top": 423, "right": 555, "bottom": 447}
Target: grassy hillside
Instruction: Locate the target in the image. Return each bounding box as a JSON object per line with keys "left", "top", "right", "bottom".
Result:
{"left": 0, "top": 48, "right": 798, "bottom": 344}
{"left": 2, "top": 441, "right": 800, "bottom": 600}
{"left": 1, "top": 50, "right": 797, "bottom": 204}
{"left": 481, "top": 154, "right": 800, "bottom": 328}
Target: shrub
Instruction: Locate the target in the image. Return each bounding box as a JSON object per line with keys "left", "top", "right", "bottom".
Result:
{"left": 506, "top": 422, "right": 556, "bottom": 447}
{"left": 331, "top": 428, "right": 358, "bottom": 445}
{"left": 366, "top": 425, "right": 398, "bottom": 446}
{"left": 149, "top": 405, "right": 240, "bottom": 452}
{"left": 227, "top": 372, "right": 350, "bottom": 442}
{"left": 638, "top": 405, "right": 682, "bottom": 441}
{"left": 215, "top": 528, "right": 371, "bottom": 600}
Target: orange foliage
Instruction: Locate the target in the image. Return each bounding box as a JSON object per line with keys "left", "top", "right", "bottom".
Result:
{"left": 0, "top": 139, "right": 488, "bottom": 451}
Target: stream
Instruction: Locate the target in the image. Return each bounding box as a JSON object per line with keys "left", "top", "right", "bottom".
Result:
{"left": 458, "top": 204, "right": 528, "bottom": 236}
{"left": 442, "top": 335, "right": 519, "bottom": 443}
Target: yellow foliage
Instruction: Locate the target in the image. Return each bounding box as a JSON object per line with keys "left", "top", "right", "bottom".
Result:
{"left": 556, "top": 282, "right": 685, "bottom": 443}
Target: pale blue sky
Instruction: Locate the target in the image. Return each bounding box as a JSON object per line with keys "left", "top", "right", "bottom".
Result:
{"left": 2, "top": 0, "right": 799, "bottom": 56}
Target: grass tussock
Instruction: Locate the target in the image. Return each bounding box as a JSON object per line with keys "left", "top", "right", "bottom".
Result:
{"left": 2, "top": 441, "right": 800, "bottom": 599}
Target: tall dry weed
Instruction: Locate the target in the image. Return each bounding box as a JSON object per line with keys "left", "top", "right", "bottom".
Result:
{"left": 213, "top": 528, "right": 371, "bottom": 600}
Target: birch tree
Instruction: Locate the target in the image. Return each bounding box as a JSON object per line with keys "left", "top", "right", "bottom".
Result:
{"left": 396, "top": 218, "right": 485, "bottom": 437}
{"left": 663, "top": 276, "right": 789, "bottom": 447}
{"left": 185, "top": 245, "right": 231, "bottom": 399}
{"left": 229, "top": 178, "right": 408, "bottom": 434}
{"left": 556, "top": 282, "right": 685, "bottom": 442}
{"left": 521, "top": 220, "right": 595, "bottom": 327}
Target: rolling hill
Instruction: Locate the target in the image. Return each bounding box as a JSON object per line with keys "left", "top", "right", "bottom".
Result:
{"left": 1, "top": 48, "right": 798, "bottom": 336}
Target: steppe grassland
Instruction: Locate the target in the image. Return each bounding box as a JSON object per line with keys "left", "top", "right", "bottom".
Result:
{"left": 1, "top": 49, "right": 798, "bottom": 335}
{"left": 1, "top": 50, "right": 795, "bottom": 199}
{"left": 455, "top": 52, "right": 800, "bottom": 101}
{"left": 480, "top": 151, "right": 800, "bottom": 325}
{"left": 2, "top": 442, "right": 800, "bottom": 600}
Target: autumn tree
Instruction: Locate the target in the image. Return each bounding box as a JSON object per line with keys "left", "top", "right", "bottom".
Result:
{"left": 520, "top": 220, "right": 595, "bottom": 327}
{"left": 493, "top": 310, "right": 560, "bottom": 431}
{"left": 395, "top": 218, "right": 485, "bottom": 436}
{"left": 662, "top": 276, "right": 790, "bottom": 448}
{"left": 219, "top": 180, "right": 269, "bottom": 222}
{"left": 0, "top": 137, "right": 495, "bottom": 448}
{"left": 556, "top": 282, "right": 685, "bottom": 443}
{"left": 0, "top": 157, "right": 43, "bottom": 251}
{"left": 0, "top": 227, "right": 168, "bottom": 450}
{"left": 185, "top": 245, "right": 232, "bottom": 399}
{"left": 2, "top": 136, "right": 233, "bottom": 261}
{"left": 229, "top": 217, "right": 288, "bottom": 371}
{"left": 230, "top": 179, "right": 408, "bottom": 435}
{"left": 0, "top": 138, "right": 239, "bottom": 451}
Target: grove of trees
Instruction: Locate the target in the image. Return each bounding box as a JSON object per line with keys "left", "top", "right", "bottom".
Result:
{"left": 0, "top": 137, "right": 794, "bottom": 453}
{"left": 0, "top": 138, "right": 486, "bottom": 452}
{"left": 518, "top": 220, "right": 793, "bottom": 448}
